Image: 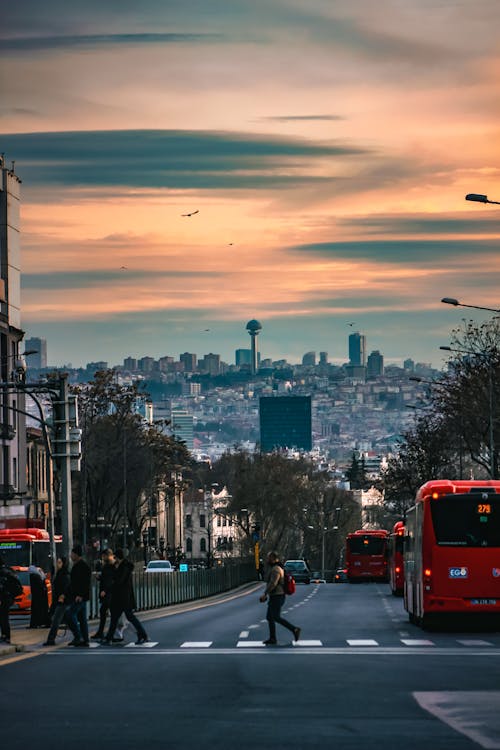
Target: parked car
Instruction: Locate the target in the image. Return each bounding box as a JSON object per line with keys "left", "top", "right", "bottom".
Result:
{"left": 144, "top": 560, "right": 174, "bottom": 573}
{"left": 334, "top": 567, "right": 348, "bottom": 583}
{"left": 284, "top": 560, "right": 311, "bottom": 584}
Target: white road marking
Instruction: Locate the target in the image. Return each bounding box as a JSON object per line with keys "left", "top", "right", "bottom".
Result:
{"left": 347, "top": 639, "right": 379, "bottom": 646}
{"left": 237, "top": 641, "right": 265, "bottom": 648}
{"left": 292, "top": 640, "right": 322, "bottom": 647}
{"left": 457, "top": 640, "right": 493, "bottom": 647}
{"left": 239, "top": 631, "right": 249, "bottom": 639}
{"left": 48, "top": 647, "right": 500, "bottom": 656}
{"left": 401, "top": 639, "right": 435, "bottom": 646}
{"left": 125, "top": 641, "right": 159, "bottom": 648}
{"left": 414, "top": 691, "right": 500, "bottom": 749}
{"left": 88, "top": 642, "right": 100, "bottom": 649}
{"left": 180, "top": 642, "right": 213, "bottom": 648}
{"left": 248, "top": 625, "right": 259, "bottom": 629}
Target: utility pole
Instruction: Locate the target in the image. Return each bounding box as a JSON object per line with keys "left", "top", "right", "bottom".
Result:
{"left": 50, "top": 374, "right": 73, "bottom": 560}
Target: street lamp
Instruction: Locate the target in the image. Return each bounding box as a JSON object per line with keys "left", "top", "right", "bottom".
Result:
{"left": 440, "top": 345, "right": 496, "bottom": 478}
{"left": 465, "top": 193, "right": 500, "bottom": 205}
{"left": 441, "top": 298, "right": 500, "bottom": 314}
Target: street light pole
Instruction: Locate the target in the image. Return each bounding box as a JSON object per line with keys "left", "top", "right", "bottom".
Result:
{"left": 465, "top": 193, "right": 500, "bottom": 206}
{"left": 441, "top": 298, "right": 500, "bottom": 314}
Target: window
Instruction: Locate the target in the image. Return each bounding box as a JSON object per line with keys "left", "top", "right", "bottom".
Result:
{"left": 348, "top": 537, "right": 385, "bottom": 555}
{"left": 217, "top": 515, "right": 222, "bottom": 527}
{"left": 185, "top": 514, "right": 192, "bottom": 528}
{"left": 200, "top": 537, "right": 206, "bottom": 553}
{"left": 200, "top": 514, "right": 206, "bottom": 528}
{"left": 186, "top": 538, "right": 192, "bottom": 553}
{"left": 228, "top": 516, "right": 233, "bottom": 527}
{"left": 223, "top": 517, "right": 227, "bottom": 527}
{"left": 431, "top": 494, "right": 500, "bottom": 547}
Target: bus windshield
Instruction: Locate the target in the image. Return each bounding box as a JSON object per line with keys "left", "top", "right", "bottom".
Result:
{"left": 0, "top": 541, "right": 30, "bottom": 567}
{"left": 348, "top": 537, "right": 385, "bottom": 555}
{"left": 431, "top": 494, "right": 500, "bottom": 547}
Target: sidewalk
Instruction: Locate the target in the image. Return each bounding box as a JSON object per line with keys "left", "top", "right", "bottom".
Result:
{"left": 1, "top": 580, "right": 262, "bottom": 658}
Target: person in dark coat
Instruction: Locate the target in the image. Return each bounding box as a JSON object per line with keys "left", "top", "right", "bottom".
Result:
{"left": 29, "top": 564, "right": 50, "bottom": 628}
{"left": 104, "top": 548, "right": 148, "bottom": 645}
{"left": 0, "top": 553, "right": 22, "bottom": 644}
{"left": 43, "top": 557, "right": 70, "bottom": 646}
{"left": 67, "top": 544, "right": 91, "bottom": 647}
{"left": 91, "top": 548, "right": 117, "bottom": 640}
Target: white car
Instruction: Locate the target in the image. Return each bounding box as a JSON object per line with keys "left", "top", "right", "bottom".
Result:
{"left": 145, "top": 560, "right": 174, "bottom": 573}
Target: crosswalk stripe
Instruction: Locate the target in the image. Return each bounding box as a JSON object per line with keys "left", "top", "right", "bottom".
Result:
{"left": 347, "top": 639, "right": 379, "bottom": 646}
{"left": 237, "top": 641, "right": 265, "bottom": 648}
{"left": 125, "top": 641, "right": 158, "bottom": 648}
{"left": 239, "top": 631, "right": 249, "bottom": 638}
{"left": 457, "top": 640, "right": 493, "bottom": 647}
{"left": 180, "top": 642, "right": 212, "bottom": 648}
{"left": 401, "top": 639, "right": 435, "bottom": 646}
{"left": 293, "top": 640, "right": 322, "bottom": 647}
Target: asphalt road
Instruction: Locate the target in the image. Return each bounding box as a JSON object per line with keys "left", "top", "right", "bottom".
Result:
{"left": 3, "top": 581, "right": 500, "bottom": 750}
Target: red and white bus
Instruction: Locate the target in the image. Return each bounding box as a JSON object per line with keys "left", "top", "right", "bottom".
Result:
{"left": 0, "top": 528, "right": 59, "bottom": 573}
{"left": 388, "top": 521, "right": 405, "bottom": 596}
{"left": 404, "top": 479, "right": 500, "bottom": 627}
{"left": 345, "top": 529, "right": 389, "bottom": 582}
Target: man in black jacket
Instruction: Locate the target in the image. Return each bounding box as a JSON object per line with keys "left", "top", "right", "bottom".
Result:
{"left": 104, "top": 548, "right": 148, "bottom": 645}
{"left": 0, "top": 554, "right": 22, "bottom": 644}
{"left": 67, "top": 545, "right": 91, "bottom": 648}
{"left": 91, "top": 548, "right": 116, "bottom": 640}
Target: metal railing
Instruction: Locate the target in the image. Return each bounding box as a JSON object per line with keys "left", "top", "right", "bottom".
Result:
{"left": 88, "top": 562, "right": 258, "bottom": 618}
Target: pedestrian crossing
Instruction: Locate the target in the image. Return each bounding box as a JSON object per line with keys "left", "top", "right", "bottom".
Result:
{"left": 52, "top": 636, "right": 500, "bottom": 652}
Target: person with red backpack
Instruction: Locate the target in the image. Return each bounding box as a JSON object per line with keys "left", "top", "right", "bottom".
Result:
{"left": 259, "top": 551, "right": 301, "bottom": 645}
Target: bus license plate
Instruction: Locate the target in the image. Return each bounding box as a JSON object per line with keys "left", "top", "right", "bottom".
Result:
{"left": 470, "top": 599, "right": 497, "bottom": 605}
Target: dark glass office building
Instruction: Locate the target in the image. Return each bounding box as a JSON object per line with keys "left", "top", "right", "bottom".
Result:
{"left": 259, "top": 396, "right": 312, "bottom": 452}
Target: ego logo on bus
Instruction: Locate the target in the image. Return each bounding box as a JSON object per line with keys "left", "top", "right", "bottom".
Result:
{"left": 449, "top": 567, "right": 468, "bottom": 579}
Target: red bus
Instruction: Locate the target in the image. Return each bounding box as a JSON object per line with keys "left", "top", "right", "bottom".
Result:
{"left": 404, "top": 479, "right": 500, "bottom": 627}
{"left": 388, "top": 521, "right": 405, "bottom": 596}
{"left": 0, "top": 528, "right": 59, "bottom": 574}
{"left": 345, "top": 529, "right": 389, "bottom": 582}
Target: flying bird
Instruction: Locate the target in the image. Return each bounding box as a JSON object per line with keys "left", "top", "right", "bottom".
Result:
{"left": 182, "top": 209, "right": 199, "bottom": 217}
{"left": 120, "top": 266, "right": 128, "bottom": 270}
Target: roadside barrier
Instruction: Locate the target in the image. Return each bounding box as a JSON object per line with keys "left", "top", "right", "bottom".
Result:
{"left": 89, "top": 562, "right": 257, "bottom": 618}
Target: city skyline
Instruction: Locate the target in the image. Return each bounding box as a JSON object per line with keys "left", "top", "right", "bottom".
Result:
{"left": 3, "top": 1, "right": 499, "bottom": 368}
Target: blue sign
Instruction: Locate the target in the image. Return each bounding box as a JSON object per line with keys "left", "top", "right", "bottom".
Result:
{"left": 449, "top": 567, "right": 468, "bottom": 579}
{"left": 179, "top": 563, "right": 188, "bottom": 572}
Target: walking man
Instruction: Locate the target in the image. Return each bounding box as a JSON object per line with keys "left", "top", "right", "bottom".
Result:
{"left": 0, "top": 554, "right": 23, "bottom": 644}
{"left": 43, "top": 556, "right": 70, "bottom": 646}
{"left": 67, "top": 544, "right": 91, "bottom": 648}
{"left": 91, "top": 548, "right": 116, "bottom": 640}
{"left": 260, "top": 551, "right": 301, "bottom": 645}
{"left": 104, "top": 548, "right": 148, "bottom": 645}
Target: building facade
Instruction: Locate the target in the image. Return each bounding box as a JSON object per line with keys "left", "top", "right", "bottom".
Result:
{"left": 259, "top": 395, "right": 312, "bottom": 452}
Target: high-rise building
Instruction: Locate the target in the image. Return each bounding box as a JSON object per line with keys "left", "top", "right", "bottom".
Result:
{"left": 0, "top": 156, "right": 27, "bottom": 507}
{"left": 138, "top": 356, "right": 155, "bottom": 372}
{"left": 123, "top": 356, "right": 137, "bottom": 371}
{"left": 235, "top": 349, "right": 252, "bottom": 367}
{"left": 349, "top": 332, "right": 366, "bottom": 366}
{"left": 367, "top": 350, "right": 384, "bottom": 378}
{"left": 171, "top": 408, "right": 194, "bottom": 451}
{"left": 302, "top": 351, "right": 316, "bottom": 366}
{"left": 199, "top": 353, "right": 220, "bottom": 376}
{"left": 180, "top": 352, "right": 197, "bottom": 372}
{"left": 25, "top": 337, "right": 47, "bottom": 369}
{"left": 403, "top": 358, "right": 415, "bottom": 372}
{"left": 259, "top": 396, "right": 312, "bottom": 452}
{"left": 319, "top": 352, "right": 328, "bottom": 365}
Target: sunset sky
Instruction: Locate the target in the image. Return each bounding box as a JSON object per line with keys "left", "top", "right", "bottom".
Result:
{"left": 2, "top": 0, "right": 500, "bottom": 368}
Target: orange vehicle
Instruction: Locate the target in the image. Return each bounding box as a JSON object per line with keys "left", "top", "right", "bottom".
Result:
{"left": 9, "top": 566, "right": 53, "bottom": 612}
{"left": 405, "top": 479, "right": 500, "bottom": 627}
{"left": 0, "top": 528, "right": 59, "bottom": 611}
{"left": 345, "top": 529, "right": 389, "bottom": 582}
{"left": 388, "top": 521, "right": 405, "bottom": 596}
